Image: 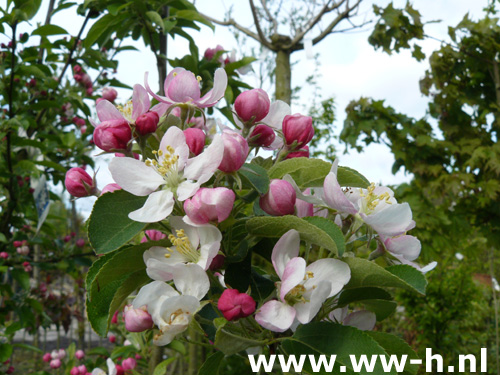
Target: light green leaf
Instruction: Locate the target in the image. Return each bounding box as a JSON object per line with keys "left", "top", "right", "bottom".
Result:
{"left": 32, "top": 24, "right": 68, "bottom": 36}
{"left": 344, "top": 258, "right": 427, "bottom": 294}
{"left": 247, "top": 215, "right": 340, "bottom": 255}
{"left": 153, "top": 358, "right": 176, "bottom": 375}
{"left": 87, "top": 190, "right": 147, "bottom": 254}
{"left": 239, "top": 163, "right": 270, "bottom": 195}
{"left": 146, "top": 11, "right": 165, "bottom": 32}
{"left": 303, "top": 216, "right": 345, "bottom": 256}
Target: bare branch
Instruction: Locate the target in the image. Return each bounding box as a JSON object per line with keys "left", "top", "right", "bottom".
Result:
{"left": 260, "top": 0, "right": 278, "bottom": 34}
{"left": 289, "top": 0, "right": 348, "bottom": 48}
{"left": 201, "top": 12, "right": 275, "bottom": 50}
{"left": 249, "top": 0, "right": 274, "bottom": 50}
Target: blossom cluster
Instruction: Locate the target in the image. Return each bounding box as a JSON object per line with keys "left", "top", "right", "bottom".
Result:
{"left": 67, "top": 63, "right": 431, "bottom": 348}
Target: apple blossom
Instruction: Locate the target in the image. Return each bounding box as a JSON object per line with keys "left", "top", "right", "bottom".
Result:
{"left": 141, "top": 229, "right": 167, "bottom": 243}
{"left": 255, "top": 230, "right": 351, "bottom": 332}
{"left": 123, "top": 305, "right": 154, "bottom": 332}
{"left": 204, "top": 45, "right": 224, "bottom": 61}
{"left": 91, "top": 358, "right": 116, "bottom": 375}
{"left": 145, "top": 67, "right": 228, "bottom": 109}
{"left": 92, "top": 119, "right": 131, "bottom": 152}
{"left": 282, "top": 114, "right": 314, "bottom": 149}
{"left": 50, "top": 359, "right": 62, "bottom": 369}
{"left": 65, "top": 167, "right": 97, "bottom": 197}
{"left": 109, "top": 126, "right": 223, "bottom": 223}
{"left": 330, "top": 307, "right": 377, "bottom": 331}
{"left": 234, "top": 89, "right": 270, "bottom": 123}
{"left": 121, "top": 358, "right": 136, "bottom": 371}
{"left": 323, "top": 160, "right": 414, "bottom": 237}
{"left": 75, "top": 350, "right": 85, "bottom": 360}
{"left": 285, "top": 146, "right": 310, "bottom": 159}
{"left": 218, "top": 130, "right": 249, "bottom": 173}
{"left": 183, "top": 128, "right": 206, "bottom": 156}
{"left": 102, "top": 87, "right": 118, "bottom": 102}
{"left": 259, "top": 179, "right": 296, "bottom": 216}
{"left": 249, "top": 124, "right": 275, "bottom": 147}
{"left": 218, "top": 289, "right": 256, "bottom": 321}
{"left": 135, "top": 111, "right": 159, "bottom": 135}
{"left": 183, "top": 187, "right": 235, "bottom": 225}
{"left": 100, "top": 183, "right": 122, "bottom": 195}
{"left": 43, "top": 353, "right": 51, "bottom": 362}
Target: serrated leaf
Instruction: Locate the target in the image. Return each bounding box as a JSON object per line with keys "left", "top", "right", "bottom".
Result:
{"left": 344, "top": 258, "right": 427, "bottom": 294}
{"left": 239, "top": 163, "right": 270, "bottom": 194}
{"left": 246, "top": 215, "right": 340, "bottom": 255}
{"left": 214, "top": 323, "right": 266, "bottom": 355}
{"left": 303, "top": 216, "right": 345, "bottom": 256}
{"left": 87, "top": 190, "right": 147, "bottom": 254}
{"left": 269, "top": 158, "right": 369, "bottom": 188}
{"left": 32, "top": 24, "right": 68, "bottom": 36}
{"left": 198, "top": 352, "right": 224, "bottom": 375}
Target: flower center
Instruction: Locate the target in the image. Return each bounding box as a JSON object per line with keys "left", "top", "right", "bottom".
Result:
{"left": 360, "top": 183, "right": 392, "bottom": 213}
{"left": 117, "top": 100, "right": 133, "bottom": 123}
{"left": 284, "top": 272, "right": 314, "bottom": 305}
{"left": 145, "top": 146, "right": 181, "bottom": 188}
{"left": 165, "top": 229, "right": 200, "bottom": 264}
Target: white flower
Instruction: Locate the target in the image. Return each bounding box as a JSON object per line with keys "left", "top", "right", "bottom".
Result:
{"left": 144, "top": 216, "right": 221, "bottom": 278}
{"left": 255, "top": 230, "right": 351, "bottom": 332}
{"left": 329, "top": 307, "right": 376, "bottom": 331}
{"left": 91, "top": 358, "right": 116, "bottom": 375}
{"left": 109, "top": 126, "right": 223, "bottom": 223}
{"left": 323, "top": 160, "right": 414, "bottom": 236}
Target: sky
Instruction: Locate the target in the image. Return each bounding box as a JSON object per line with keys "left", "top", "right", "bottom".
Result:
{"left": 8, "top": 0, "right": 489, "bottom": 217}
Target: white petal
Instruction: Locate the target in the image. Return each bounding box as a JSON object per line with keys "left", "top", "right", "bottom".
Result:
{"left": 129, "top": 190, "right": 174, "bottom": 223}
{"left": 171, "top": 263, "right": 209, "bottom": 300}
{"left": 196, "top": 68, "right": 228, "bottom": 107}
{"left": 280, "top": 257, "right": 306, "bottom": 302}
{"left": 197, "top": 240, "right": 221, "bottom": 270}
{"left": 362, "top": 202, "right": 413, "bottom": 236}
{"left": 329, "top": 306, "right": 348, "bottom": 323}
{"left": 159, "top": 126, "right": 190, "bottom": 169}
{"left": 344, "top": 311, "right": 376, "bottom": 331}
{"left": 184, "top": 134, "right": 224, "bottom": 184}
{"left": 177, "top": 180, "right": 200, "bottom": 201}
{"left": 294, "top": 280, "right": 331, "bottom": 324}
{"left": 305, "top": 259, "right": 351, "bottom": 298}
{"left": 170, "top": 216, "right": 200, "bottom": 249}
{"left": 133, "top": 281, "right": 178, "bottom": 311}
{"left": 132, "top": 84, "right": 151, "bottom": 120}
{"left": 255, "top": 300, "right": 296, "bottom": 332}
{"left": 261, "top": 100, "right": 291, "bottom": 129}
{"left": 97, "top": 100, "right": 123, "bottom": 122}
{"left": 385, "top": 235, "right": 421, "bottom": 261}
{"left": 145, "top": 258, "right": 176, "bottom": 281}
{"left": 271, "top": 229, "right": 300, "bottom": 279}
{"left": 107, "top": 358, "right": 117, "bottom": 375}
{"left": 109, "top": 157, "right": 165, "bottom": 196}
{"left": 323, "top": 160, "right": 358, "bottom": 215}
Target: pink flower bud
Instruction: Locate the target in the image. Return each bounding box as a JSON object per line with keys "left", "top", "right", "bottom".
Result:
{"left": 122, "top": 358, "right": 137, "bottom": 371}
{"left": 140, "top": 230, "right": 167, "bottom": 243}
{"left": 86, "top": 87, "right": 93, "bottom": 95}
{"left": 259, "top": 179, "right": 296, "bottom": 216}
{"left": 101, "top": 183, "right": 122, "bottom": 195}
{"left": 0, "top": 252, "right": 8, "bottom": 259}
{"left": 73, "top": 117, "right": 86, "bottom": 127}
{"left": 204, "top": 45, "right": 224, "bottom": 61}
{"left": 23, "top": 261, "right": 32, "bottom": 272}
{"left": 73, "top": 65, "right": 82, "bottom": 74}
{"left": 249, "top": 124, "right": 275, "bottom": 147}
{"left": 75, "top": 350, "right": 85, "bottom": 360}
{"left": 50, "top": 359, "right": 62, "bottom": 369}
{"left": 73, "top": 74, "right": 83, "bottom": 82}
{"left": 93, "top": 119, "right": 131, "bottom": 152}
{"left": 6, "top": 366, "right": 14, "bottom": 374}
{"left": 81, "top": 73, "right": 92, "bottom": 88}
{"left": 123, "top": 305, "right": 154, "bottom": 332}
{"left": 282, "top": 114, "right": 314, "bottom": 149}
{"left": 77, "top": 365, "right": 87, "bottom": 375}
{"left": 65, "top": 167, "right": 95, "bottom": 197}
{"left": 58, "top": 349, "right": 66, "bottom": 359}
{"left": 218, "top": 130, "right": 249, "bottom": 173}
{"left": 115, "top": 364, "right": 125, "bottom": 375}
{"left": 111, "top": 310, "right": 119, "bottom": 324}
{"left": 64, "top": 235, "right": 71, "bottom": 243}
{"left": 70, "top": 367, "right": 79, "bottom": 375}
{"left": 234, "top": 89, "right": 270, "bottom": 123}
{"left": 209, "top": 254, "right": 225, "bottom": 271}
{"left": 43, "top": 353, "right": 52, "bottom": 362}
{"left": 184, "top": 187, "right": 235, "bottom": 225}
{"left": 102, "top": 87, "right": 118, "bottom": 103}
{"left": 109, "top": 335, "right": 116, "bottom": 343}
{"left": 76, "top": 239, "right": 85, "bottom": 247}
{"left": 13, "top": 241, "right": 22, "bottom": 248}
{"left": 285, "top": 145, "right": 309, "bottom": 159}
{"left": 218, "top": 289, "right": 256, "bottom": 321}
{"left": 135, "top": 354, "right": 142, "bottom": 360}
{"left": 17, "top": 245, "right": 29, "bottom": 255}
{"left": 135, "top": 111, "right": 159, "bottom": 135}
{"left": 183, "top": 128, "right": 206, "bottom": 156}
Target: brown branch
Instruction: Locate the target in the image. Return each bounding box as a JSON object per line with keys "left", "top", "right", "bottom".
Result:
{"left": 201, "top": 12, "right": 276, "bottom": 51}
{"left": 249, "top": 0, "right": 273, "bottom": 49}
{"left": 260, "top": 0, "right": 278, "bottom": 34}
{"left": 290, "top": 0, "right": 348, "bottom": 47}
{"left": 37, "top": 0, "right": 56, "bottom": 63}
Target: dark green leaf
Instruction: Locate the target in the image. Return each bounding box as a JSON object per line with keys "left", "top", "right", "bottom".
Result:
{"left": 303, "top": 216, "right": 345, "bottom": 256}
{"left": 239, "top": 163, "right": 270, "bottom": 194}
{"left": 198, "top": 352, "right": 225, "bottom": 375}
{"left": 32, "top": 24, "right": 68, "bottom": 36}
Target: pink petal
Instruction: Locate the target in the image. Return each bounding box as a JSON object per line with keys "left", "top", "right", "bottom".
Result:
{"left": 196, "top": 68, "right": 228, "bottom": 107}
{"left": 261, "top": 100, "right": 291, "bottom": 129}
{"left": 132, "top": 84, "right": 151, "bottom": 120}
{"left": 280, "top": 257, "right": 306, "bottom": 302}
{"left": 144, "top": 71, "right": 174, "bottom": 105}
{"left": 255, "top": 300, "right": 296, "bottom": 332}
{"left": 271, "top": 229, "right": 300, "bottom": 279}
{"left": 167, "top": 70, "right": 201, "bottom": 103}
{"left": 96, "top": 100, "right": 123, "bottom": 122}
{"left": 323, "top": 160, "right": 358, "bottom": 215}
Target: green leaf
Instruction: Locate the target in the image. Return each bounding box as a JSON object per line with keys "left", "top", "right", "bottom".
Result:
{"left": 198, "top": 352, "right": 224, "bottom": 375}
{"left": 214, "top": 322, "right": 266, "bottom": 355}
{"left": 366, "top": 331, "right": 420, "bottom": 375}
{"left": 12, "top": 343, "right": 43, "bottom": 353}
{"left": 338, "top": 287, "right": 396, "bottom": 320}
{"left": 87, "top": 240, "right": 169, "bottom": 336}
{"left": 0, "top": 343, "right": 12, "bottom": 362}
{"left": 282, "top": 322, "right": 394, "bottom": 375}
{"left": 246, "top": 215, "right": 340, "bottom": 255}
{"left": 268, "top": 158, "right": 369, "bottom": 188}
{"left": 174, "top": 10, "right": 214, "bottom": 30}
{"left": 343, "top": 258, "right": 427, "bottom": 294}
{"left": 363, "top": 299, "right": 397, "bottom": 321}
{"left": 146, "top": 11, "right": 165, "bottom": 32}
{"left": 239, "top": 163, "right": 270, "bottom": 195}
{"left": 87, "top": 190, "right": 147, "bottom": 254}
{"left": 32, "top": 24, "right": 68, "bottom": 36}
{"left": 153, "top": 357, "right": 176, "bottom": 375}
{"left": 303, "top": 216, "right": 345, "bottom": 256}
{"left": 11, "top": 268, "right": 30, "bottom": 290}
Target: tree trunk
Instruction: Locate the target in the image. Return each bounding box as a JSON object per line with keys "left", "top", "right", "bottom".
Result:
{"left": 275, "top": 49, "right": 291, "bottom": 105}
